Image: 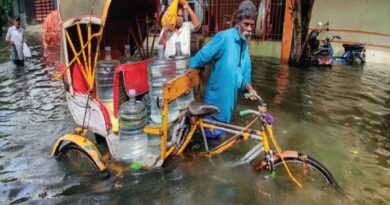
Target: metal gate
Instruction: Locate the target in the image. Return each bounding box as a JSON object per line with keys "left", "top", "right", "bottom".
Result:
{"left": 35, "top": 0, "right": 54, "bottom": 22}
{"left": 208, "top": 0, "right": 285, "bottom": 41}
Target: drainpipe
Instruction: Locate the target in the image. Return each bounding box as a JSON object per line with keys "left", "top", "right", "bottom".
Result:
{"left": 281, "top": 0, "right": 294, "bottom": 65}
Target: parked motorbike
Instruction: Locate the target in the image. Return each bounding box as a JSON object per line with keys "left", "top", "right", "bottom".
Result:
{"left": 310, "top": 35, "right": 340, "bottom": 66}
{"left": 334, "top": 42, "right": 366, "bottom": 64}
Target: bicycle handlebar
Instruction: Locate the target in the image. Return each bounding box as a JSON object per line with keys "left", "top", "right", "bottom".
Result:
{"left": 241, "top": 93, "right": 266, "bottom": 118}
{"left": 254, "top": 94, "right": 264, "bottom": 105}
{"left": 245, "top": 93, "right": 264, "bottom": 106}
{"left": 239, "top": 109, "right": 260, "bottom": 117}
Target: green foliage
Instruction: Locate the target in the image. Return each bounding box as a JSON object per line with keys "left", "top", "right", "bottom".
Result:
{"left": 0, "top": 0, "right": 12, "bottom": 13}
{"left": 0, "top": 0, "right": 11, "bottom": 26}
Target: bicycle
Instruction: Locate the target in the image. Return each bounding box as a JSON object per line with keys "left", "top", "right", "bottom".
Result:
{"left": 145, "top": 69, "right": 337, "bottom": 188}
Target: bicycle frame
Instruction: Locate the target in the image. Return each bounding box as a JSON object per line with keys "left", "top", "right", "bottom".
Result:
{"left": 179, "top": 116, "right": 270, "bottom": 165}
{"left": 144, "top": 69, "right": 274, "bottom": 169}
{"left": 146, "top": 69, "right": 307, "bottom": 188}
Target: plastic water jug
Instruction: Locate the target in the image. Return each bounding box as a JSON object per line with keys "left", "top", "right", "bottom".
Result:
{"left": 96, "top": 46, "right": 119, "bottom": 114}
{"left": 173, "top": 42, "right": 194, "bottom": 110}
{"left": 118, "top": 89, "right": 148, "bottom": 162}
{"left": 120, "top": 44, "right": 134, "bottom": 64}
{"left": 147, "top": 45, "right": 179, "bottom": 124}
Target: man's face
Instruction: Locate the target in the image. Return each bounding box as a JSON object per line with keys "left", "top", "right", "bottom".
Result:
{"left": 237, "top": 18, "right": 255, "bottom": 41}
{"left": 176, "top": 8, "right": 184, "bottom": 28}
{"left": 14, "top": 20, "right": 20, "bottom": 28}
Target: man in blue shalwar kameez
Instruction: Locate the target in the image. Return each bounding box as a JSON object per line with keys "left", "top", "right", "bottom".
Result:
{"left": 189, "top": 0, "right": 258, "bottom": 139}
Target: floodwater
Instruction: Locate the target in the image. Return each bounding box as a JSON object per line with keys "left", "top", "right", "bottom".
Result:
{"left": 0, "top": 30, "right": 390, "bottom": 205}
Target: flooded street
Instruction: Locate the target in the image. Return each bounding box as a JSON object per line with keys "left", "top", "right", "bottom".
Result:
{"left": 1, "top": 28, "right": 390, "bottom": 204}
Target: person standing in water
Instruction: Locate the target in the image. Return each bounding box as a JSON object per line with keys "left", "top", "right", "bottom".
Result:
{"left": 6, "top": 16, "right": 25, "bottom": 66}
{"left": 188, "top": 0, "right": 258, "bottom": 139}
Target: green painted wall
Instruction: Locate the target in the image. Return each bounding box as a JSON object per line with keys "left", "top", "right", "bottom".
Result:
{"left": 203, "top": 37, "right": 281, "bottom": 58}
{"left": 248, "top": 40, "right": 281, "bottom": 58}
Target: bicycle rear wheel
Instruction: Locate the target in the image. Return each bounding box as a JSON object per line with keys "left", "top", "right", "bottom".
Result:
{"left": 258, "top": 153, "right": 337, "bottom": 188}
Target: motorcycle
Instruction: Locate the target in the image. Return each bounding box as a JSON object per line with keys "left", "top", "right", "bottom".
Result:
{"left": 310, "top": 35, "right": 340, "bottom": 66}
{"left": 334, "top": 43, "right": 366, "bottom": 64}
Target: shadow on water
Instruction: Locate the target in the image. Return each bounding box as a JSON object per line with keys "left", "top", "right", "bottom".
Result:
{"left": 0, "top": 29, "right": 390, "bottom": 204}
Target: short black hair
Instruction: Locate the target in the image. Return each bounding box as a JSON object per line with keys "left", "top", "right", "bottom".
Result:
{"left": 15, "top": 16, "right": 21, "bottom": 21}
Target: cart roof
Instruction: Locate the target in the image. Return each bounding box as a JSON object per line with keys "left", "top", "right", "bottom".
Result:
{"left": 59, "top": 0, "right": 109, "bottom": 22}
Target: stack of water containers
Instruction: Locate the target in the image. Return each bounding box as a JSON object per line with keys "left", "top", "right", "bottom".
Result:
{"left": 173, "top": 42, "right": 194, "bottom": 109}
{"left": 95, "top": 46, "right": 120, "bottom": 114}
{"left": 147, "top": 45, "right": 179, "bottom": 124}
{"left": 118, "top": 89, "right": 148, "bottom": 162}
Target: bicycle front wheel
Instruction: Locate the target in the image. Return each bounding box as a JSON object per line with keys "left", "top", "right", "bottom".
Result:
{"left": 258, "top": 152, "right": 337, "bottom": 188}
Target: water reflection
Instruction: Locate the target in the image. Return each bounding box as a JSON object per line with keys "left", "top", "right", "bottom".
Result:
{"left": 274, "top": 65, "right": 289, "bottom": 104}
{"left": 0, "top": 30, "right": 390, "bottom": 204}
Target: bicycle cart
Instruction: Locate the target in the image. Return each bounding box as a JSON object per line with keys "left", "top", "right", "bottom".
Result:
{"left": 51, "top": 0, "right": 337, "bottom": 188}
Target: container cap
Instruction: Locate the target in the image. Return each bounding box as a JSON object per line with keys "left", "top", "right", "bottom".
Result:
{"left": 131, "top": 162, "right": 143, "bottom": 170}
{"left": 129, "top": 89, "right": 136, "bottom": 97}
{"left": 124, "top": 44, "right": 130, "bottom": 49}
{"left": 104, "top": 46, "right": 111, "bottom": 51}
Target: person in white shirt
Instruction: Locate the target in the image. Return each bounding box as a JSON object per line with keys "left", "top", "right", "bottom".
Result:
{"left": 159, "top": 0, "right": 200, "bottom": 58}
{"left": 6, "top": 17, "right": 25, "bottom": 66}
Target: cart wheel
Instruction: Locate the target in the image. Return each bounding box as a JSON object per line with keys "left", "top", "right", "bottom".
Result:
{"left": 56, "top": 143, "right": 109, "bottom": 178}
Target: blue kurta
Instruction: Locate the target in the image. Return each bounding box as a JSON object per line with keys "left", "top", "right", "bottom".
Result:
{"left": 189, "top": 27, "right": 252, "bottom": 123}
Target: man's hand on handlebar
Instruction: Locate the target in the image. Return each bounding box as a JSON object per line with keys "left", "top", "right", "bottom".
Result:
{"left": 245, "top": 88, "right": 258, "bottom": 101}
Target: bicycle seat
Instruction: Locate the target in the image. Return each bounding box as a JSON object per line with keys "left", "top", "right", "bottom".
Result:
{"left": 188, "top": 101, "right": 219, "bottom": 117}
{"left": 342, "top": 44, "right": 365, "bottom": 50}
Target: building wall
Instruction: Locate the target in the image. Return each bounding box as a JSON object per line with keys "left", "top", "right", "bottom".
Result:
{"left": 249, "top": 40, "right": 281, "bottom": 58}
{"left": 11, "top": 0, "right": 50, "bottom": 25}
{"left": 203, "top": 36, "right": 281, "bottom": 59}
{"left": 11, "top": 0, "right": 26, "bottom": 26}
{"left": 310, "top": 0, "right": 390, "bottom": 65}
{"left": 25, "top": 0, "right": 36, "bottom": 24}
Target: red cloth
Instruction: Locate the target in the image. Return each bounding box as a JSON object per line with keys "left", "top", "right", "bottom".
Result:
{"left": 113, "top": 58, "right": 153, "bottom": 117}
{"left": 71, "top": 63, "right": 89, "bottom": 93}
